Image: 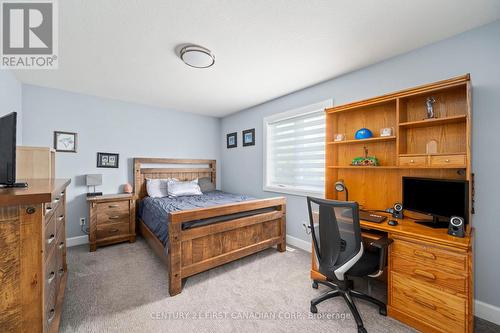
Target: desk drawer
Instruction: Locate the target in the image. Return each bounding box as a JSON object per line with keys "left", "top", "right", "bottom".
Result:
{"left": 392, "top": 255, "right": 466, "bottom": 294}
{"left": 392, "top": 238, "right": 466, "bottom": 272}
{"left": 399, "top": 156, "right": 427, "bottom": 167}
{"left": 392, "top": 272, "right": 465, "bottom": 333}
{"left": 96, "top": 221, "right": 130, "bottom": 239}
{"left": 430, "top": 154, "right": 466, "bottom": 167}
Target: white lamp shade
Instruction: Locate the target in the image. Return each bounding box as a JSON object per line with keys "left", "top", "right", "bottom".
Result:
{"left": 86, "top": 174, "right": 102, "bottom": 186}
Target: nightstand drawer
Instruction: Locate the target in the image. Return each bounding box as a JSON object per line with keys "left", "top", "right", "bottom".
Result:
{"left": 392, "top": 238, "right": 466, "bottom": 272}
{"left": 392, "top": 272, "right": 465, "bottom": 333}
{"left": 97, "top": 211, "right": 130, "bottom": 225}
{"left": 96, "top": 200, "right": 130, "bottom": 213}
{"left": 96, "top": 221, "right": 130, "bottom": 239}
{"left": 392, "top": 255, "right": 466, "bottom": 294}
{"left": 430, "top": 154, "right": 466, "bottom": 167}
{"left": 399, "top": 156, "right": 427, "bottom": 167}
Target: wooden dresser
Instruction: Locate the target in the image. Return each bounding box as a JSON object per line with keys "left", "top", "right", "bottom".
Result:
{"left": 0, "top": 179, "right": 70, "bottom": 333}
{"left": 87, "top": 194, "right": 136, "bottom": 251}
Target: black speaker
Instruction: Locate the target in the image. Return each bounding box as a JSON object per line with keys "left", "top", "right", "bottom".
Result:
{"left": 392, "top": 203, "right": 403, "bottom": 219}
{"left": 447, "top": 216, "right": 465, "bottom": 238}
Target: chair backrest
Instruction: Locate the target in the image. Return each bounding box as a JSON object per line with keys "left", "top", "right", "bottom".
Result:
{"left": 307, "top": 197, "right": 363, "bottom": 281}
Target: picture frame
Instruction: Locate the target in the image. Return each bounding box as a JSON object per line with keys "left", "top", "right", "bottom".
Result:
{"left": 54, "top": 131, "right": 77, "bottom": 153}
{"left": 226, "top": 132, "right": 237, "bottom": 148}
{"left": 242, "top": 128, "right": 255, "bottom": 147}
{"left": 97, "top": 152, "right": 119, "bottom": 168}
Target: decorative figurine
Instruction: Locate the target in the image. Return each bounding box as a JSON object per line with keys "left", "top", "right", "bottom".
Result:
{"left": 355, "top": 128, "right": 373, "bottom": 140}
{"left": 123, "top": 183, "right": 133, "bottom": 194}
{"left": 351, "top": 146, "right": 380, "bottom": 166}
{"left": 334, "top": 133, "right": 346, "bottom": 142}
{"left": 425, "top": 97, "right": 436, "bottom": 119}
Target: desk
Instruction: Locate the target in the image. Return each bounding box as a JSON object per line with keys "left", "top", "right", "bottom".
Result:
{"left": 311, "top": 214, "right": 474, "bottom": 333}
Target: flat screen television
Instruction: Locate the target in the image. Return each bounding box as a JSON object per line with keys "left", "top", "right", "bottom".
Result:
{"left": 402, "top": 177, "right": 469, "bottom": 228}
{"left": 0, "top": 112, "right": 26, "bottom": 187}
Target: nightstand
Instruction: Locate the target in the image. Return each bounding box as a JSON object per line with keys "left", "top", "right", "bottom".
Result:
{"left": 87, "top": 194, "right": 135, "bottom": 251}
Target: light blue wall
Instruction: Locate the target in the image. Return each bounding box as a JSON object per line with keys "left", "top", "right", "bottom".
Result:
{"left": 0, "top": 70, "right": 22, "bottom": 142}
{"left": 221, "top": 20, "right": 500, "bottom": 307}
{"left": 22, "top": 85, "right": 221, "bottom": 239}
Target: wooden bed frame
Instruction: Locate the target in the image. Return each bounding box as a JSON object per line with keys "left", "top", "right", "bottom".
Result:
{"left": 133, "top": 158, "right": 286, "bottom": 296}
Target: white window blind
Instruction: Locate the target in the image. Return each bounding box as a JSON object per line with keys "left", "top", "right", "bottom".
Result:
{"left": 263, "top": 100, "right": 331, "bottom": 196}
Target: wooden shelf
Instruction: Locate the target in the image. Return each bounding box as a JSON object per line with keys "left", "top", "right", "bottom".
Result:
{"left": 398, "top": 152, "right": 466, "bottom": 157}
{"left": 328, "top": 165, "right": 465, "bottom": 170}
{"left": 328, "top": 136, "right": 396, "bottom": 145}
{"left": 398, "top": 115, "right": 466, "bottom": 128}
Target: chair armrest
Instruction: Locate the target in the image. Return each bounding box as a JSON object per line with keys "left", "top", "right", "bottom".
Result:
{"left": 369, "top": 236, "right": 393, "bottom": 249}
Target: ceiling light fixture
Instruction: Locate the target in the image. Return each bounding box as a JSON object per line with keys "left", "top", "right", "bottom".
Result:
{"left": 179, "top": 44, "right": 215, "bottom": 69}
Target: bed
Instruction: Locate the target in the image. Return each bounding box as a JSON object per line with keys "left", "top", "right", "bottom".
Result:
{"left": 134, "top": 158, "right": 286, "bottom": 296}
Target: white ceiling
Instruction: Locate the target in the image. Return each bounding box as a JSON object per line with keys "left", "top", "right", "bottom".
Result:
{"left": 14, "top": 0, "right": 500, "bottom": 117}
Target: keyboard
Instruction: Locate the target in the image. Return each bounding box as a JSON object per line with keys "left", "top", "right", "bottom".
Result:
{"left": 359, "top": 210, "right": 387, "bottom": 223}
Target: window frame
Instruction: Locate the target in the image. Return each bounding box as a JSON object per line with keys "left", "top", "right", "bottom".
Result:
{"left": 262, "top": 99, "right": 333, "bottom": 197}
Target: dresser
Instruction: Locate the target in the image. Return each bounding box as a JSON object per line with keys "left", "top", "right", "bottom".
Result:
{"left": 87, "top": 194, "right": 135, "bottom": 251}
{"left": 0, "top": 179, "right": 70, "bottom": 333}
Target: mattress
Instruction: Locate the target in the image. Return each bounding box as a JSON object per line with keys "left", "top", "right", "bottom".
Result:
{"left": 138, "top": 190, "right": 268, "bottom": 247}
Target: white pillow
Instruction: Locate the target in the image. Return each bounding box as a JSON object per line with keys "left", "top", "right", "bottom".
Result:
{"left": 167, "top": 179, "right": 202, "bottom": 197}
{"left": 146, "top": 178, "right": 173, "bottom": 198}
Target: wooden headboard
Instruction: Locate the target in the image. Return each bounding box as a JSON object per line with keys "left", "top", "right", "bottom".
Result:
{"left": 133, "top": 158, "right": 216, "bottom": 200}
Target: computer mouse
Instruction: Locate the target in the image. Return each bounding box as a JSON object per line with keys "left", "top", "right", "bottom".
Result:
{"left": 388, "top": 220, "right": 399, "bottom": 226}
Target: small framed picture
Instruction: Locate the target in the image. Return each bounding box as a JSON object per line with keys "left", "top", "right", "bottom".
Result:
{"left": 97, "top": 152, "right": 119, "bottom": 168}
{"left": 242, "top": 128, "right": 255, "bottom": 147}
{"left": 227, "top": 132, "right": 237, "bottom": 148}
{"left": 54, "top": 131, "right": 77, "bottom": 153}
{"left": 380, "top": 127, "right": 394, "bottom": 137}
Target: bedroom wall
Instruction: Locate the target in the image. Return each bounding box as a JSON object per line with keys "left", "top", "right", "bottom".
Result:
{"left": 0, "top": 70, "right": 23, "bottom": 142}
{"left": 220, "top": 20, "right": 500, "bottom": 311}
{"left": 22, "top": 85, "right": 221, "bottom": 240}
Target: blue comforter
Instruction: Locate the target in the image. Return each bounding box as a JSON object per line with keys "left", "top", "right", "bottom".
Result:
{"left": 139, "top": 191, "right": 253, "bottom": 246}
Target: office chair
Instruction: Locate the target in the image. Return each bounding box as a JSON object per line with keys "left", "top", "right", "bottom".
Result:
{"left": 306, "top": 197, "right": 393, "bottom": 333}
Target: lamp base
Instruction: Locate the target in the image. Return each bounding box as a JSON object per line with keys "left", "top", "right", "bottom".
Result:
{"left": 86, "top": 192, "right": 103, "bottom": 197}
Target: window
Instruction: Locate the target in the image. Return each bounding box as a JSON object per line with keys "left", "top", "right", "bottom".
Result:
{"left": 263, "top": 100, "right": 332, "bottom": 197}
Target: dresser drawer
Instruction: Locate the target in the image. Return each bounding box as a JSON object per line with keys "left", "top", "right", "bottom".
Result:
{"left": 43, "top": 212, "right": 57, "bottom": 260}
{"left": 392, "top": 272, "right": 466, "bottom": 333}
{"left": 55, "top": 202, "right": 65, "bottom": 235}
{"left": 392, "top": 255, "right": 466, "bottom": 294}
{"left": 56, "top": 231, "right": 66, "bottom": 290}
{"left": 399, "top": 156, "right": 427, "bottom": 167}
{"left": 44, "top": 251, "right": 57, "bottom": 312}
{"left": 96, "top": 221, "right": 130, "bottom": 239}
{"left": 430, "top": 154, "right": 466, "bottom": 167}
{"left": 392, "top": 238, "right": 466, "bottom": 272}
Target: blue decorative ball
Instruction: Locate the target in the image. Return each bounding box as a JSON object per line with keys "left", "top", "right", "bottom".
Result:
{"left": 355, "top": 128, "right": 373, "bottom": 140}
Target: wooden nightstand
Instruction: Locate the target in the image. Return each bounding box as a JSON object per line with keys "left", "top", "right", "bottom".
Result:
{"left": 87, "top": 194, "right": 136, "bottom": 251}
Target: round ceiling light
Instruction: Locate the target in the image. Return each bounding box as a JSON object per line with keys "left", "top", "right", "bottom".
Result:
{"left": 180, "top": 44, "right": 215, "bottom": 69}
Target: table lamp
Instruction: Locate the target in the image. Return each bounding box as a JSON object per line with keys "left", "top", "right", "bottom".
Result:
{"left": 334, "top": 179, "right": 348, "bottom": 201}
{"left": 86, "top": 174, "right": 103, "bottom": 197}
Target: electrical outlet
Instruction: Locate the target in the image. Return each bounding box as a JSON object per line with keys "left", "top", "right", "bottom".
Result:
{"left": 80, "top": 217, "right": 86, "bottom": 226}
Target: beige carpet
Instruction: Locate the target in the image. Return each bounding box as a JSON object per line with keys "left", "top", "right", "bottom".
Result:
{"left": 60, "top": 238, "right": 492, "bottom": 333}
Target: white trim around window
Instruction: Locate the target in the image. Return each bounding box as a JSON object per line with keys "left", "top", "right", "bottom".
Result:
{"left": 263, "top": 99, "right": 333, "bottom": 197}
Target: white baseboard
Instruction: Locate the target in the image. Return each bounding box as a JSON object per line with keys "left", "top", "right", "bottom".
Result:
{"left": 286, "top": 234, "right": 311, "bottom": 252}
{"left": 66, "top": 235, "right": 88, "bottom": 247}
{"left": 475, "top": 300, "right": 500, "bottom": 325}
{"left": 286, "top": 235, "right": 500, "bottom": 325}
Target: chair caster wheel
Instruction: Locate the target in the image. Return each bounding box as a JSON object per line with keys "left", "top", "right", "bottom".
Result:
{"left": 310, "top": 304, "right": 318, "bottom": 314}
{"left": 312, "top": 281, "right": 318, "bottom": 289}
{"left": 358, "top": 327, "right": 367, "bottom": 333}
{"left": 379, "top": 307, "right": 387, "bottom": 316}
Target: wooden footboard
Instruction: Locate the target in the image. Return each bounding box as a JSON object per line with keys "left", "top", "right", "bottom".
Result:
{"left": 168, "top": 197, "right": 286, "bottom": 296}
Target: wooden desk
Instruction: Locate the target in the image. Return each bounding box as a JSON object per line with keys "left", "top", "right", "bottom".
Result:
{"left": 311, "top": 214, "right": 474, "bottom": 333}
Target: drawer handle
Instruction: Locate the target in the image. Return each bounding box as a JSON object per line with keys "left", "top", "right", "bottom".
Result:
{"left": 58, "top": 215, "right": 64, "bottom": 221}
{"left": 109, "top": 204, "right": 120, "bottom": 208}
{"left": 58, "top": 268, "right": 65, "bottom": 276}
{"left": 445, "top": 159, "right": 450, "bottom": 163}
{"left": 58, "top": 241, "right": 65, "bottom": 249}
{"left": 109, "top": 228, "right": 120, "bottom": 233}
{"left": 109, "top": 216, "right": 121, "bottom": 220}
{"left": 45, "top": 206, "right": 52, "bottom": 213}
{"left": 412, "top": 296, "right": 437, "bottom": 310}
{"left": 47, "top": 271, "right": 56, "bottom": 284}
{"left": 414, "top": 269, "right": 436, "bottom": 280}
{"left": 54, "top": 198, "right": 60, "bottom": 203}
{"left": 47, "top": 234, "right": 55, "bottom": 244}
{"left": 410, "top": 159, "right": 415, "bottom": 163}
{"left": 413, "top": 250, "right": 436, "bottom": 260}
{"left": 47, "top": 309, "right": 55, "bottom": 324}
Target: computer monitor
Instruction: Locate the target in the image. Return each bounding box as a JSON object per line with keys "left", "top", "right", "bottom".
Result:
{"left": 402, "top": 177, "right": 469, "bottom": 228}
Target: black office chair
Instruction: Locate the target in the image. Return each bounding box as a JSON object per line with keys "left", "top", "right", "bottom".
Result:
{"left": 306, "top": 197, "right": 393, "bottom": 333}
